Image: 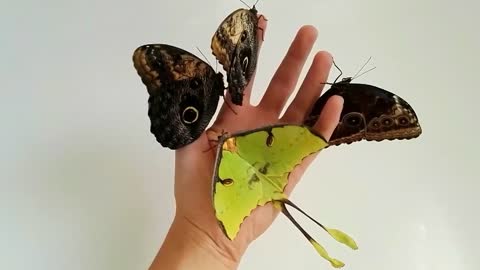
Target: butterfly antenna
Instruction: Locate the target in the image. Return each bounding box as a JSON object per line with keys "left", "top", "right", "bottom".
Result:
{"left": 279, "top": 201, "right": 346, "bottom": 268}
{"left": 240, "top": 0, "right": 251, "bottom": 9}
{"left": 353, "top": 66, "right": 376, "bottom": 81}
{"left": 196, "top": 46, "right": 212, "bottom": 67}
{"left": 352, "top": 56, "right": 372, "bottom": 80}
{"left": 253, "top": 0, "right": 260, "bottom": 7}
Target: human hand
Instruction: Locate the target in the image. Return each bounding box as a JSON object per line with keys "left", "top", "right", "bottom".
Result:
{"left": 150, "top": 17, "right": 344, "bottom": 270}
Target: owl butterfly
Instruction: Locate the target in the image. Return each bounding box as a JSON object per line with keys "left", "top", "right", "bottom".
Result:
{"left": 211, "top": 2, "right": 263, "bottom": 105}
{"left": 132, "top": 44, "right": 225, "bottom": 149}
{"left": 305, "top": 60, "right": 422, "bottom": 146}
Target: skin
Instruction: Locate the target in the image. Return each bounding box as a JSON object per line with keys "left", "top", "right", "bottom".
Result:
{"left": 149, "top": 16, "right": 344, "bottom": 270}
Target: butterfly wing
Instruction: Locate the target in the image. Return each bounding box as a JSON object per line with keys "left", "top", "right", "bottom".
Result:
{"left": 133, "top": 44, "right": 225, "bottom": 149}
{"left": 211, "top": 8, "right": 259, "bottom": 105}
{"left": 305, "top": 83, "right": 422, "bottom": 146}
{"left": 212, "top": 124, "right": 328, "bottom": 240}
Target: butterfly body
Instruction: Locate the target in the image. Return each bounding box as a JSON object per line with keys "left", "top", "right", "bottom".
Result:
{"left": 211, "top": 7, "right": 260, "bottom": 105}
{"left": 133, "top": 44, "right": 225, "bottom": 149}
{"left": 305, "top": 78, "right": 422, "bottom": 146}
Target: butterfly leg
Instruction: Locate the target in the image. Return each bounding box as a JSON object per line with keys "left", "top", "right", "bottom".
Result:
{"left": 332, "top": 59, "right": 343, "bottom": 84}
{"left": 204, "top": 129, "right": 230, "bottom": 152}
{"left": 257, "top": 15, "right": 267, "bottom": 41}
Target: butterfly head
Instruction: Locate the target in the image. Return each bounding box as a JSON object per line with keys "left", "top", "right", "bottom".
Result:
{"left": 338, "top": 77, "right": 353, "bottom": 84}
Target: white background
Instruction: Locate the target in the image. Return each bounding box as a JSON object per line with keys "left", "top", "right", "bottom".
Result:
{"left": 1, "top": 0, "right": 478, "bottom": 269}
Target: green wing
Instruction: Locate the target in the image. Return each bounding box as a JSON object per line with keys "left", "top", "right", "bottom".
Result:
{"left": 212, "top": 124, "right": 357, "bottom": 268}
{"left": 214, "top": 125, "right": 327, "bottom": 238}
{"left": 235, "top": 125, "right": 326, "bottom": 178}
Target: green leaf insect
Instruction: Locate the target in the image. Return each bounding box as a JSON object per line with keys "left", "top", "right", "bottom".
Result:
{"left": 212, "top": 124, "right": 358, "bottom": 268}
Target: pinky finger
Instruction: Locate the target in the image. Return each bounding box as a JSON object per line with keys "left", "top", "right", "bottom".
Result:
{"left": 313, "top": 95, "right": 344, "bottom": 142}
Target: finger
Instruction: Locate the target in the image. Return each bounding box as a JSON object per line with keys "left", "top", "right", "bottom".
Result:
{"left": 313, "top": 95, "right": 344, "bottom": 141}
{"left": 258, "top": 25, "right": 318, "bottom": 115}
{"left": 221, "top": 15, "right": 268, "bottom": 111}
{"left": 282, "top": 95, "right": 343, "bottom": 196}
{"left": 281, "top": 51, "right": 333, "bottom": 123}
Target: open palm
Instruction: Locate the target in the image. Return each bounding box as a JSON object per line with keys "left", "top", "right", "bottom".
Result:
{"left": 171, "top": 17, "right": 344, "bottom": 264}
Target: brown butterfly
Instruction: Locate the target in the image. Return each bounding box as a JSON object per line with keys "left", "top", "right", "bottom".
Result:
{"left": 133, "top": 44, "right": 225, "bottom": 149}
{"left": 132, "top": 4, "right": 265, "bottom": 149}
{"left": 305, "top": 62, "right": 422, "bottom": 146}
{"left": 211, "top": 3, "right": 264, "bottom": 106}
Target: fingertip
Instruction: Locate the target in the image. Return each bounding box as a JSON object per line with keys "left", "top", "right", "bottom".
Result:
{"left": 328, "top": 95, "right": 345, "bottom": 113}
{"left": 314, "top": 95, "right": 344, "bottom": 141}
{"left": 313, "top": 50, "right": 333, "bottom": 68}
{"left": 298, "top": 25, "right": 318, "bottom": 43}
{"left": 287, "top": 25, "right": 317, "bottom": 60}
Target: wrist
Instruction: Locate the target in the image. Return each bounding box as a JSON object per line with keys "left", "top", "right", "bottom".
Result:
{"left": 150, "top": 215, "right": 240, "bottom": 270}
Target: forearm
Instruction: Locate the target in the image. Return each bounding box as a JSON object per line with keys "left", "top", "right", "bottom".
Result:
{"left": 149, "top": 216, "right": 239, "bottom": 270}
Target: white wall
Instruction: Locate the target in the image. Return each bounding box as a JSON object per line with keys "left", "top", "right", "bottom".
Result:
{"left": 1, "top": 0, "right": 478, "bottom": 269}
